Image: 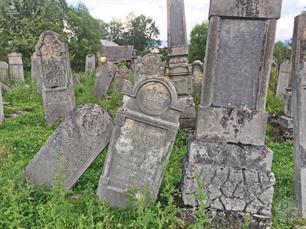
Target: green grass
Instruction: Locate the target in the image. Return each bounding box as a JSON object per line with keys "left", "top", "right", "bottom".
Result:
{"left": 0, "top": 72, "right": 304, "bottom": 228}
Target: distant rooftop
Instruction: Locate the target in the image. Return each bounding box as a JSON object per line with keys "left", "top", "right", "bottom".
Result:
{"left": 101, "top": 40, "right": 119, "bottom": 47}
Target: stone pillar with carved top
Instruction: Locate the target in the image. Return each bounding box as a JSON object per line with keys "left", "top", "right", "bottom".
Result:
{"left": 181, "top": 0, "right": 282, "bottom": 227}
{"left": 167, "top": 0, "right": 196, "bottom": 129}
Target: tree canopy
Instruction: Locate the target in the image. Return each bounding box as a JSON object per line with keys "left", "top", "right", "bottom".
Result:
{"left": 273, "top": 41, "right": 292, "bottom": 65}
{"left": 188, "top": 22, "right": 208, "bottom": 63}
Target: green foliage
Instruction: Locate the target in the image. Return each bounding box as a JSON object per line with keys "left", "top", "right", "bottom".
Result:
{"left": 189, "top": 22, "right": 208, "bottom": 63}
{"left": 274, "top": 41, "right": 291, "bottom": 65}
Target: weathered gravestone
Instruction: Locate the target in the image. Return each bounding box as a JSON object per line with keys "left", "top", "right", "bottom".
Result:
{"left": 94, "top": 62, "right": 117, "bottom": 98}
{"left": 85, "top": 54, "right": 96, "bottom": 72}
{"left": 31, "top": 53, "right": 43, "bottom": 92}
{"left": 192, "top": 60, "right": 204, "bottom": 96}
{"left": 35, "top": 31, "right": 76, "bottom": 126}
{"left": 292, "top": 11, "right": 306, "bottom": 218}
{"left": 136, "top": 54, "right": 163, "bottom": 80}
{"left": 8, "top": 52, "right": 25, "bottom": 84}
{"left": 0, "top": 85, "right": 4, "bottom": 124}
{"left": 24, "top": 104, "right": 114, "bottom": 189}
{"left": 167, "top": 0, "right": 196, "bottom": 129}
{"left": 114, "top": 65, "right": 130, "bottom": 92}
{"left": 276, "top": 60, "right": 291, "bottom": 99}
{"left": 97, "top": 76, "right": 186, "bottom": 208}
{"left": 0, "top": 61, "right": 9, "bottom": 85}
{"left": 181, "top": 0, "right": 282, "bottom": 227}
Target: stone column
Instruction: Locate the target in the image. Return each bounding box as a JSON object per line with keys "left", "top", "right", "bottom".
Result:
{"left": 85, "top": 54, "right": 96, "bottom": 73}
{"left": 182, "top": 0, "right": 282, "bottom": 227}
{"left": 8, "top": 52, "right": 25, "bottom": 84}
{"left": 276, "top": 60, "right": 291, "bottom": 100}
{"left": 0, "top": 85, "right": 4, "bottom": 124}
{"left": 167, "top": 0, "right": 196, "bottom": 129}
{"left": 292, "top": 11, "right": 306, "bottom": 218}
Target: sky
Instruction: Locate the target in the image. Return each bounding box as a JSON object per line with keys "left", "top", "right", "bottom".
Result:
{"left": 67, "top": 0, "right": 305, "bottom": 43}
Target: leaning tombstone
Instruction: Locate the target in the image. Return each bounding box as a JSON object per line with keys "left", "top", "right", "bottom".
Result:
{"left": 85, "top": 54, "right": 96, "bottom": 73}
{"left": 191, "top": 60, "right": 204, "bottom": 96}
{"left": 0, "top": 61, "right": 9, "bottom": 85}
{"left": 276, "top": 60, "right": 291, "bottom": 100}
{"left": 181, "top": 0, "right": 282, "bottom": 227}
{"left": 136, "top": 54, "right": 163, "bottom": 80}
{"left": 292, "top": 11, "right": 306, "bottom": 219}
{"left": 35, "top": 31, "right": 76, "bottom": 126}
{"left": 24, "top": 104, "right": 114, "bottom": 189}
{"left": 31, "top": 53, "right": 43, "bottom": 92}
{"left": 97, "top": 76, "right": 186, "bottom": 208}
{"left": 0, "top": 85, "right": 4, "bottom": 124}
{"left": 94, "top": 62, "right": 117, "bottom": 98}
{"left": 8, "top": 52, "right": 25, "bottom": 84}
{"left": 113, "top": 65, "right": 130, "bottom": 92}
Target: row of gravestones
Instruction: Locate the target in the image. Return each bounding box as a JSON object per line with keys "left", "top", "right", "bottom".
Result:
{"left": 0, "top": 52, "right": 25, "bottom": 85}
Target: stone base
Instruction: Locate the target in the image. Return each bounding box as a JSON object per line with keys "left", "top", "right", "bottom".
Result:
{"left": 180, "top": 96, "right": 196, "bottom": 129}
{"left": 275, "top": 115, "right": 293, "bottom": 129}
{"left": 181, "top": 139, "right": 275, "bottom": 224}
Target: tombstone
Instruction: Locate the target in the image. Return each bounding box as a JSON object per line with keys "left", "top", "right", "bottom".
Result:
{"left": 181, "top": 0, "right": 282, "bottom": 227}
{"left": 94, "top": 62, "right": 117, "bottom": 98}
{"left": 0, "top": 85, "right": 4, "bottom": 124}
{"left": 276, "top": 60, "right": 291, "bottom": 99}
{"left": 85, "top": 54, "right": 96, "bottom": 72}
{"left": 136, "top": 54, "right": 162, "bottom": 80}
{"left": 192, "top": 60, "right": 204, "bottom": 95}
{"left": 24, "top": 104, "right": 114, "bottom": 189}
{"left": 8, "top": 52, "right": 25, "bottom": 84}
{"left": 0, "top": 62, "right": 9, "bottom": 85}
{"left": 114, "top": 65, "right": 130, "bottom": 92}
{"left": 167, "top": 0, "right": 196, "bottom": 129}
{"left": 35, "top": 31, "right": 76, "bottom": 126}
{"left": 292, "top": 11, "right": 306, "bottom": 218}
{"left": 31, "top": 53, "right": 43, "bottom": 92}
{"left": 97, "top": 76, "right": 186, "bottom": 208}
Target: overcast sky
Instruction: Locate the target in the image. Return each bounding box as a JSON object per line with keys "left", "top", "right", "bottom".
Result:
{"left": 67, "top": 0, "right": 305, "bottom": 43}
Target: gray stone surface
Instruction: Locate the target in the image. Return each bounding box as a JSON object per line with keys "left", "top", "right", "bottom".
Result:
{"left": 8, "top": 52, "right": 24, "bottom": 84}
{"left": 0, "top": 61, "right": 9, "bottom": 85}
{"left": 276, "top": 60, "right": 291, "bottom": 99}
{"left": 192, "top": 60, "right": 204, "bottom": 95}
{"left": 182, "top": 140, "right": 275, "bottom": 217}
{"left": 114, "top": 65, "right": 130, "bottom": 92}
{"left": 35, "top": 31, "right": 76, "bottom": 126}
{"left": 31, "top": 53, "right": 43, "bottom": 92}
{"left": 24, "top": 104, "right": 114, "bottom": 189}
{"left": 97, "top": 76, "right": 186, "bottom": 208}
{"left": 0, "top": 85, "right": 4, "bottom": 124}
{"left": 94, "top": 62, "right": 117, "bottom": 98}
{"left": 85, "top": 54, "right": 96, "bottom": 72}
{"left": 100, "top": 46, "right": 135, "bottom": 63}
{"left": 138, "top": 54, "right": 162, "bottom": 77}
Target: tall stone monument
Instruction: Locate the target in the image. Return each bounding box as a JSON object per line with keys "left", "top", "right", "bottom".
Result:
{"left": 31, "top": 53, "right": 43, "bottom": 92}
{"left": 276, "top": 60, "right": 291, "bottom": 99}
{"left": 167, "top": 0, "right": 196, "bottom": 129}
{"left": 85, "top": 54, "right": 96, "bottom": 72}
{"left": 94, "top": 62, "right": 117, "bottom": 98}
{"left": 8, "top": 52, "right": 25, "bottom": 84}
{"left": 97, "top": 76, "right": 186, "bottom": 208}
{"left": 182, "top": 0, "right": 282, "bottom": 227}
{"left": 292, "top": 11, "right": 306, "bottom": 218}
{"left": 0, "top": 85, "right": 4, "bottom": 124}
{"left": 25, "top": 104, "right": 114, "bottom": 189}
{"left": 35, "top": 31, "right": 76, "bottom": 126}
{"left": 0, "top": 61, "right": 9, "bottom": 85}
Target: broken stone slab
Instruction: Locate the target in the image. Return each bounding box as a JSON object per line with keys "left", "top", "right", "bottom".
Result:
{"left": 192, "top": 60, "right": 204, "bottom": 95}
{"left": 8, "top": 52, "right": 25, "bottom": 84}
{"left": 24, "top": 104, "right": 114, "bottom": 189}
{"left": 0, "top": 61, "right": 9, "bottom": 85}
{"left": 31, "top": 53, "right": 43, "bottom": 92}
{"left": 97, "top": 76, "right": 186, "bottom": 208}
{"left": 85, "top": 54, "right": 96, "bottom": 72}
{"left": 113, "top": 65, "right": 130, "bottom": 92}
{"left": 94, "top": 62, "right": 117, "bottom": 98}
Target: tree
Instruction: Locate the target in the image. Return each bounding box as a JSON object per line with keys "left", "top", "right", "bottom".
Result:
{"left": 188, "top": 22, "right": 208, "bottom": 63}
{"left": 273, "top": 41, "right": 291, "bottom": 65}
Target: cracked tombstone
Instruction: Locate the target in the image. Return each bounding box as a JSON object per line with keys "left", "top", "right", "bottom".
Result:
{"left": 85, "top": 54, "right": 96, "bottom": 73}
{"left": 97, "top": 76, "right": 186, "bottom": 208}
{"left": 94, "top": 62, "right": 117, "bottom": 98}
{"left": 35, "top": 31, "right": 76, "bottom": 126}
{"left": 31, "top": 53, "right": 43, "bottom": 92}
{"left": 276, "top": 60, "right": 291, "bottom": 100}
{"left": 136, "top": 54, "right": 163, "bottom": 80}
{"left": 181, "top": 0, "right": 282, "bottom": 227}
{"left": 292, "top": 12, "right": 306, "bottom": 219}
{"left": 0, "top": 85, "right": 4, "bottom": 124}
{"left": 192, "top": 60, "right": 204, "bottom": 96}
{"left": 8, "top": 52, "right": 24, "bottom": 84}
{"left": 24, "top": 104, "right": 114, "bottom": 189}
{"left": 114, "top": 65, "right": 130, "bottom": 92}
{"left": 0, "top": 62, "right": 9, "bottom": 85}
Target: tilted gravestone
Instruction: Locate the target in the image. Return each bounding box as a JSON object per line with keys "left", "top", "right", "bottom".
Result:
{"left": 85, "top": 54, "right": 96, "bottom": 72}
{"left": 97, "top": 76, "right": 186, "bottom": 208}
{"left": 24, "top": 104, "right": 114, "bottom": 189}
{"left": 276, "top": 60, "right": 291, "bottom": 99}
{"left": 0, "top": 61, "right": 9, "bottom": 85}
{"left": 167, "top": 0, "right": 196, "bottom": 129}
{"left": 8, "top": 52, "right": 25, "bottom": 84}
{"left": 292, "top": 11, "right": 306, "bottom": 218}
{"left": 192, "top": 60, "right": 204, "bottom": 96}
{"left": 35, "top": 31, "right": 76, "bottom": 126}
{"left": 136, "top": 54, "right": 162, "bottom": 80}
{"left": 114, "top": 65, "right": 130, "bottom": 92}
{"left": 31, "top": 53, "right": 43, "bottom": 92}
{"left": 0, "top": 85, "right": 4, "bottom": 124}
{"left": 94, "top": 62, "right": 117, "bottom": 98}
{"left": 181, "top": 0, "right": 282, "bottom": 227}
